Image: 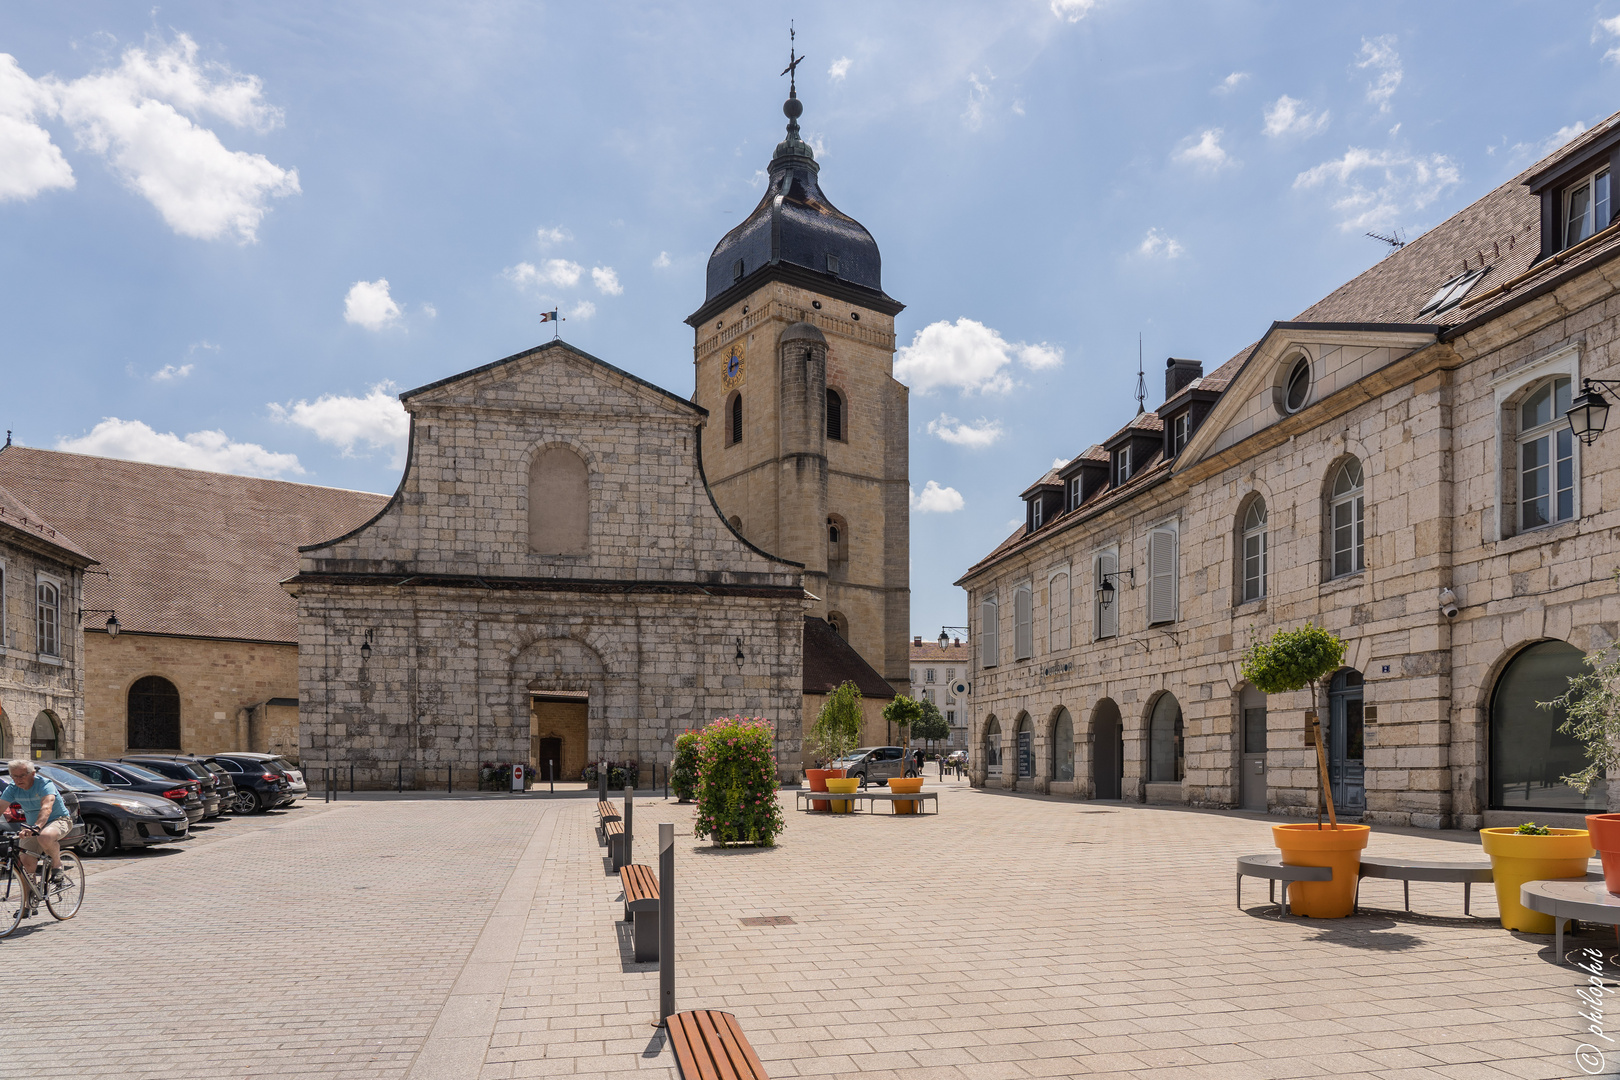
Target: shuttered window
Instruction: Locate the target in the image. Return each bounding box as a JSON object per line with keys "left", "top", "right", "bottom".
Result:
{"left": 980, "top": 596, "right": 999, "bottom": 667}
{"left": 1147, "top": 527, "right": 1178, "bottom": 626}
{"left": 1049, "top": 572, "right": 1071, "bottom": 652}
{"left": 729, "top": 393, "right": 743, "bottom": 445}
{"left": 1014, "top": 584, "right": 1033, "bottom": 660}
{"left": 826, "top": 389, "right": 843, "bottom": 440}
{"left": 1095, "top": 553, "right": 1118, "bottom": 640}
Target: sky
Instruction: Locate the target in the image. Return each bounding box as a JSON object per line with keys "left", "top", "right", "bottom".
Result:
{"left": 3, "top": 1, "right": 1620, "bottom": 643}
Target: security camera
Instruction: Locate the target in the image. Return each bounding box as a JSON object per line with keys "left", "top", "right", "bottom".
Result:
{"left": 1439, "top": 588, "right": 1459, "bottom": 619}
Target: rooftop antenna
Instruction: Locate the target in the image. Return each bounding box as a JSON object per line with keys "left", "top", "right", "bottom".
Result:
{"left": 1134, "top": 334, "right": 1146, "bottom": 414}
{"left": 1365, "top": 227, "right": 1405, "bottom": 256}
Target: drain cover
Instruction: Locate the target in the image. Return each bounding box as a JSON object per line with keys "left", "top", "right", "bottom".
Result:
{"left": 739, "top": 916, "right": 795, "bottom": 926}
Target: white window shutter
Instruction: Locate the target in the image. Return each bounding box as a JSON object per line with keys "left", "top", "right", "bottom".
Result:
{"left": 1147, "top": 528, "right": 1178, "bottom": 625}
{"left": 1049, "top": 573, "right": 1071, "bottom": 652}
{"left": 1096, "top": 553, "right": 1117, "bottom": 639}
{"left": 980, "top": 598, "right": 999, "bottom": 666}
{"left": 1014, "top": 586, "right": 1033, "bottom": 660}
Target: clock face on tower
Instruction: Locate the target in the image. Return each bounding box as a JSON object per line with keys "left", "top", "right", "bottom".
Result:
{"left": 722, "top": 344, "right": 746, "bottom": 389}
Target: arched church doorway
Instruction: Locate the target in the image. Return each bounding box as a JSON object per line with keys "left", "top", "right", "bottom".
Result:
{"left": 530, "top": 692, "right": 588, "bottom": 782}
{"left": 1091, "top": 699, "right": 1123, "bottom": 799}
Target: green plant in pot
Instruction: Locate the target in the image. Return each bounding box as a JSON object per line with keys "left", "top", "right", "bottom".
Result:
{"left": 812, "top": 681, "right": 864, "bottom": 812}
{"left": 671, "top": 731, "right": 700, "bottom": 803}
{"left": 1542, "top": 639, "right": 1620, "bottom": 891}
{"left": 1241, "top": 622, "right": 1367, "bottom": 918}
{"left": 882, "top": 694, "right": 923, "bottom": 765}
{"left": 693, "top": 715, "right": 785, "bottom": 846}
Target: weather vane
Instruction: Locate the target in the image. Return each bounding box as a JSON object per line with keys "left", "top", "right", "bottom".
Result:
{"left": 781, "top": 22, "right": 804, "bottom": 93}
{"left": 1135, "top": 333, "right": 1146, "bottom": 414}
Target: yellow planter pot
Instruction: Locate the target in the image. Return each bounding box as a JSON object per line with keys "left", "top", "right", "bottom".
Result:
{"left": 1272, "top": 823, "right": 1371, "bottom": 918}
{"left": 887, "top": 777, "right": 924, "bottom": 814}
{"left": 825, "top": 777, "right": 859, "bottom": 814}
{"left": 1480, "top": 827, "right": 1593, "bottom": 933}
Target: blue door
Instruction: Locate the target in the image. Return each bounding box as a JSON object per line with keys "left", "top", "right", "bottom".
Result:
{"left": 1328, "top": 670, "right": 1366, "bottom": 818}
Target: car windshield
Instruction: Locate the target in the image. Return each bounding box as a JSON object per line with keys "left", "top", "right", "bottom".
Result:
{"left": 38, "top": 765, "right": 107, "bottom": 792}
{"left": 202, "top": 761, "right": 226, "bottom": 775}
{"left": 269, "top": 758, "right": 296, "bottom": 773}
{"left": 117, "top": 763, "right": 175, "bottom": 783}
{"left": 182, "top": 764, "right": 211, "bottom": 779}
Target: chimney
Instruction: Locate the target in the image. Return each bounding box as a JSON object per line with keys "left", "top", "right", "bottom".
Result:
{"left": 914, "top": 636, "right": 923, "bottom": 646}
{"left": 1165, "top": 358, "right": 1203, "bottom": 399}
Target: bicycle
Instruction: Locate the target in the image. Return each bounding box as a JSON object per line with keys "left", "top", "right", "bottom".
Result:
{"left": 0, "top": 826, "right": 85, "bottom": 938}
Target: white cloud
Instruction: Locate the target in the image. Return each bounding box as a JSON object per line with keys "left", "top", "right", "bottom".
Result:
{"left": 420, "top": 302, "right": 437, "bottom": 318}
{"left": 910, "top": 481, "right": 965, "bottom": 513}
{"left": 1051, "top": 457, "right": 1070, "bottom": 470}
{"left": 926, "top": 414, "right": 1003, "bottom": 449}
{"left": 964, "top": 72, "right": 994, "bottom": 131}
{"left": 591, "top": 266, "right": 622, "bottom": 295}
{"left": 151, "top": 363, "right": 193, "bottom": 381}
{"left": 1213, "top": 72, "right": 1249, "bottom": 95}
{"left": 1263, "top": 95, "right": 1329, "bottom": 138}
{"left": 652, "top": 251, "right": 671, "bottom": 269}
{"left": 1355, "top": 35, "right": 1402, "bottom": 113}
{"left": 535, "top": 225, "right": 570, "bottom": 245}
{"left": 894, "top": 318, "right": 1064, "bottom": 395}
{"left": 0, "top": 54, "right": 74, "bottom": 201}
{"left": 1174, "top": 128, "right": 1231, "bottom": 170}
{"left": 828, "top": 57, "right": 852, "bottom": 82}
{"left": 343, "top": 279, "right": 402, "bottom": 331}
{"left": 1138, "top": 228, "right": 1184, "bottom": 259}
{"left": 1510, "top": 121, "right": 1589, "bottom": 165}
{"left": 56, "top": 418, "right": 303, "bottom": 478}
{"left": 1050, "top": 0, "right": 1099, "bottom": 22}
{"left": 1295, "top": 147, "right": 1461, "bottom": 232}
{"left": 505, "top": 258, "right": 583, "bottom": 289}
{"left": 269, "top": 382, "right": 408, "bottom": 467}
{"left": 46, "top": 33, "right": 299, "bottom": 241}
{"left": 1598, "top": 15, "right": 1620, "bottom": 64}
{"left": 571, "top": 299, "right": 596, "bottom": 320}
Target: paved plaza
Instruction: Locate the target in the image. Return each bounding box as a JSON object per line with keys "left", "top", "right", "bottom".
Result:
{"left": 0, "top": 781, "right": 1610, "bottom": 1080}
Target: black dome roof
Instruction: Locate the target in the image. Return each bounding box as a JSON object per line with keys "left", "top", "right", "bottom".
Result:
{"left": 689, "top": 88, "right": 901, "bottom": 326}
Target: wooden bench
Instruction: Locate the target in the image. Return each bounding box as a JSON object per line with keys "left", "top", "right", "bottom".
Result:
{"left": 597, "top": 800, "right": 621, "bottom": 822}
{"left": 1354, "top": 854, "right": 1494, "bottom": 916}
{"left": 667, "top": 1009, "right": 769, "bottom": 1080}
{"left": 1236, "top": 854, "right": 1333, "bottom": 917}
{"left": 619, "top": 863, "right": 659, "bottom": 962}
{"left": 603, "top": 819, "right": 626, "bottom": 869}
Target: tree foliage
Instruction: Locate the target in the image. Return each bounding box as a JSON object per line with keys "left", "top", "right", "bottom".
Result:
{"left": 812, "top": 680, "right": 865, "bottom": 763}
{"left": 693, "top": 715, "right": 785, "bottom": 847}
{"left": 671, "top": 731, "right": 700, "bottom": 802}
{"left": 1240, "top": 623, "right": 1347, "bottom": 697}
{"left": 883, "top": 694, "right": 923, "bottom": 744}
{"left": 1547, "top": 644, "right": 1620, "bottom": 793}
{"left": 912, "top": 699, "right": 950, "bottom": 746}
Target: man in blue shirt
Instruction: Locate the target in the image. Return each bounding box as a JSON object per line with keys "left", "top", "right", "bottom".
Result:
{"left": 4, "top": 759, "right": 70, "bottom": 912}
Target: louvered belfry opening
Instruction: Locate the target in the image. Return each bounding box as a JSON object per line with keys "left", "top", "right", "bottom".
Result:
{"left": 730, "top": 392, "right": 743, "bottom": 445}
{"left": 826, "top": 388, "right": 843, "bottom": 440}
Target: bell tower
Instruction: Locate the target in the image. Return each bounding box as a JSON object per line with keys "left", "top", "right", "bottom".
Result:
{"left": 687, "top": 56, "right": 910, "bottom": 697}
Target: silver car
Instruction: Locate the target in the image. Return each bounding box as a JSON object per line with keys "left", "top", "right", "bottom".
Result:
{"left": 830, "top": 747, "right": 912, "bottom": 787}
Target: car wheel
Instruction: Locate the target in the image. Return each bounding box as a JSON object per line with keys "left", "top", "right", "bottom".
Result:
{"left": 78, "top": 817, "right": 118, "bottom": 857}
{"left": 234, "top": 789, "right": 262, "bottom": 814}
{"left": 856, "top": 772, "right": 868, "bottom": 790}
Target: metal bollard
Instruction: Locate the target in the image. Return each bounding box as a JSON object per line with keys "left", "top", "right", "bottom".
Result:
{"left": 397, "top": 761, "right": 402, "bottom": 794}
{"left": 624, "top": 782, "right": 634, "bottom": 869}
{"left": 598, "top": 760, "right": 607, "bottom": 802}
{"left": 658, "top": 822, "right": 674, "bottom": 1023}
{"left": 447, "top": 765, "right": 452, "bottom": 794}
{"left": 350, "top": 763, "right": 355, "bottom": 793}
{"left": 663, "top": 761, "right": 668, "bottom": 801}
{"left": 549, "top": 759, "right": 555, "bottom": 794}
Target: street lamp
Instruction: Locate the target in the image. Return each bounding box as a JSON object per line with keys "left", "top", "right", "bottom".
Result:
{"left": 1568, "top": 379, "right": 1615, "bottom": 445}
{"left": 1096, "top": 568, "right": 1134, "bottom": 608}
{"left": 937, "top": 625, "right": 969, "bottom": 647}
{"left": 82, "top": 609, "right": 120, "bottom": 636}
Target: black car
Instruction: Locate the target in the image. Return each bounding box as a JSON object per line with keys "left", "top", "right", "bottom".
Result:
{"left": 217, "top": 753, "right": 305, "bottom": 808}
{"left": 121, "top": 757, "right": 223, "bottom": 819}
{"left": 55, "top": 760, "right": 206, "bottom": 824}
{"left": 209, "top": 755, "right": 291, "bottom": 813}
{"left": 33, "top": 764, "right": 188, "bottom": 856}
{"left": 192, "top": 758, "right": 239, "bottom": 813}
{"left": 0, "top": 764, "right": 87, "bottom": 850}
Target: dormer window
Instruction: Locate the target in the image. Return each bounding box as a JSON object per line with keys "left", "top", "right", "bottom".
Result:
{"left": 826, "top": 254, "right": 840, "bottom": 275}
{"left": 1419, "top": 268, "right": 1487, "bottom": 316}
{"left": 1113, "top": 447, "right": 1131, "bottom": 486}
{"left": 1031, "top": 499, "right": 1043, "bottom": 529}
{"left": 1169, "top": 413, "right": 1190, "bottom": 457}
{"left": 732, "top": 258, "right": 745, "bottom": 281}
{"left": 1565, "top": 167, "right": 1611, "bottom": 249}
{"left": 1068, "top": 476, "right": 1082, "bottom": 511}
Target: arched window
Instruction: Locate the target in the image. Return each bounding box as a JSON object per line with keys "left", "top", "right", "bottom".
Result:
{"left": 528, "top": 446, "right": 589, "bottom": 555}
{"left": 1490, "top": 640, "right": 1597, "bottom": 811}
{"left": 128, "top": 675, "right": 182, "bottom": 751}
{"left": 983, "top": 715, "right": 1002, "bottom": 778}
{"left": 1516, "top": 377, "right": 1575, "bottom": 531}
{"left": 1051, "top": 707, "right": 1074, "bottom": 782}
{"left": 827, "top": 611, "right": 848, "bottom": 639}
{"left": 31, "top": 711, "right": 59, "bottom": 760}
{"left": 827, "top": 515, "right": 848, "bottom": 578}
{"left": 728, "top": 515, "right": 743, "bottom": 535}
{"left": 729, "top": 392, "right": 743, "bottom": 445}
{"left": 1241, "top": 497, "right": 1267, "bottom": 602}
{"left": 36, "top": 578, "right": 59, "bottom": 657}
{"left": 1329, "top": 459, "right": 1365, "bottom": 578}
{"left": 1015, "top": 714, "right": 1034, "bottom": 778}
{"left": 1280, "top": 354, "right": 1311, "bottom": 414}
{"left": 1048, "top": 572, "right": 1070, "bottom": 651}
{"left": 1148, "top": 692, "right": 1183, "bottom": 782}
{"left": 826, "top": 388, "right": 844, "bottom": 441}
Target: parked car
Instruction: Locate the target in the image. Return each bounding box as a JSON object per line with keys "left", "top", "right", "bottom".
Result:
{"left": 217, "top": 753, "right": 305, "bottom": 808}
{"left": 829, "top": 746, "right": 912, "bottom": 787}
{"left": 209, "top": 754, "right": 292, "bottom": 813}
{"left": 0, "top": 763, "right": 87, "bottom": 850}
{"left": 126, "top": 755, "right": 238, "bottom": 817}
{"left": 121, "top": 757, "right": 223, "bottom": 819}
{"left": 33, "top": 764, "right": 188, "bottom": 856}
{"left": 55, "top": 760, "right": 206, "bottom": 824}
{"left": 192, "top": 757, "right": 241, "bottom": 813}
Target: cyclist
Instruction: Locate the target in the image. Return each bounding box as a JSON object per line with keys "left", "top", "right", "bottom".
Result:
{"left": 3, "top": 760, "right": 69, "bottom": 914}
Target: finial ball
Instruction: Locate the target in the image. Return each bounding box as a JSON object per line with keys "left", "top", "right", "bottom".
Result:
{"left": 783, "top": 96, "right": 803, "bottom": 120}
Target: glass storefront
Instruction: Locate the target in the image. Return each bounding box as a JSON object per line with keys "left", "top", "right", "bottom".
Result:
{"left": 1490, "top": 640, "right": 1599, "bottom": 812}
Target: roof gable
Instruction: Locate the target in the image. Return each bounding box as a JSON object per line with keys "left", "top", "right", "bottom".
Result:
{"left": 403, "top": 340, "right": 704, "bottom": 419}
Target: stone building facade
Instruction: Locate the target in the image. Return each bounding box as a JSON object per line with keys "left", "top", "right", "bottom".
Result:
{"left": 958, "top": 116, "right": 1620, "bottom": 829}
{"left": 688, "top": 80, "right": 911, "bottom": 700}
{"left": 286, "top": 341, "right": 808, "bottom": 787}
{"left": 0, "top": 482, "right": 93, "bottom": 761}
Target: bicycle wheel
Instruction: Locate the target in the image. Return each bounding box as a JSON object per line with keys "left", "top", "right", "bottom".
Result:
{"left": 0, "top": 864, "right": 26, "bottom": 938}
{"left": 44, "top": 851, "right": 84, "bottom": 920}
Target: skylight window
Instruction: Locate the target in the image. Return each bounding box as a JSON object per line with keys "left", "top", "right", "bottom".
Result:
{"left": 1418, "top": 267, "right": 1488, "bottom": 316}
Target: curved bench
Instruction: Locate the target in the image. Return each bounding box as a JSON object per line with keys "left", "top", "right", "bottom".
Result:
{"left": 1236, "top": 854, "right": 1332, "bottom": 917}
{"left": 1354, "top": 854, "right": 1493, "bottom": 916}
{"left": 1522, "top": 874, "right": 1613, "bottom": 958}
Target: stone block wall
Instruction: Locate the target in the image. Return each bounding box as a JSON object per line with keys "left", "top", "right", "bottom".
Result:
{"left": 0, "top": 540, "right": 85, "bottom": 761}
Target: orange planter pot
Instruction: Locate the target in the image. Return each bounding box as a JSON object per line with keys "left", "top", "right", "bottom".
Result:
{"left": 1480, "top": 827, "right": 1593, "bottom": 932}
{"left": 1272, "top": 823, "right": 1371, "bottom": 918}
{"left": 1588, "top": 815, "right": 1620, "bottom": 895}
{"left": 887, "top": 777, "right": 924, "bottom": 814}
{"left": 806, "top": 768, "right": 844, "bottom": 811}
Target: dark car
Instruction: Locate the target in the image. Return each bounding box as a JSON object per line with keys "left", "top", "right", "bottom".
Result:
{"left": 192, "top": 758, "right": 239, "bottom": 813}
{"left": 122, "top": 757, "right": 222, "bottom": 819}
{"left": 55, "top": 760, "right": 206, "bottom": 824}
{"left": 827, "top": 746, "right": 912, "bottom": 787}
{"left": 209, "top": 755, "right": 291, "bottom": 813}
{"left": 0, "top": 763, "right": 87, "bottom": 850}
{"left": 218, "top": 753, "right": 305, "bottom": 808}
{"left": 33, "top": 764, "right": 188, "bottom": 856}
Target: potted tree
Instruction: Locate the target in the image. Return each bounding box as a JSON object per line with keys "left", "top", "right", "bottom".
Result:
{"left": 1543, "top": 642, "right": 1620, "bottom": 893}
{"left": 671, "top": 731, "right": 700, "bottom": 804}
{"left": 693, "top": 715, "right": 786, "bottom": 846}
{"left": 882, "top": 695, "right": 926, "bottom": 812}
{"left": 811, "top": 680, "right": 863, "bottom": 812}
{"left": 1241, "top": 622, "right": 1369, "bottom": 918}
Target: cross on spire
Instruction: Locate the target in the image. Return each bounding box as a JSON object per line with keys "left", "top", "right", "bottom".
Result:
{"left": 781, "top": 23, "right": 804, "bottom": 93}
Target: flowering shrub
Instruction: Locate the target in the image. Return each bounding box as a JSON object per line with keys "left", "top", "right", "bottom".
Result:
{"left": 694, "top": 715, "right": 785, "bottom": 847}
{"left": 479, "top": 762, "right": 514, "bottom": 790}
{"left": 581, "top": 760, "right": 640, "bottom": 790}
{"left": 671, "top": 732, "right": 700, "bottom": 803}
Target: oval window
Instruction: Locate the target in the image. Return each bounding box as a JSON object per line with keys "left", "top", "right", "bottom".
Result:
{"left": 1283, "top": 356, "right": 1311, "bottom": 413}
